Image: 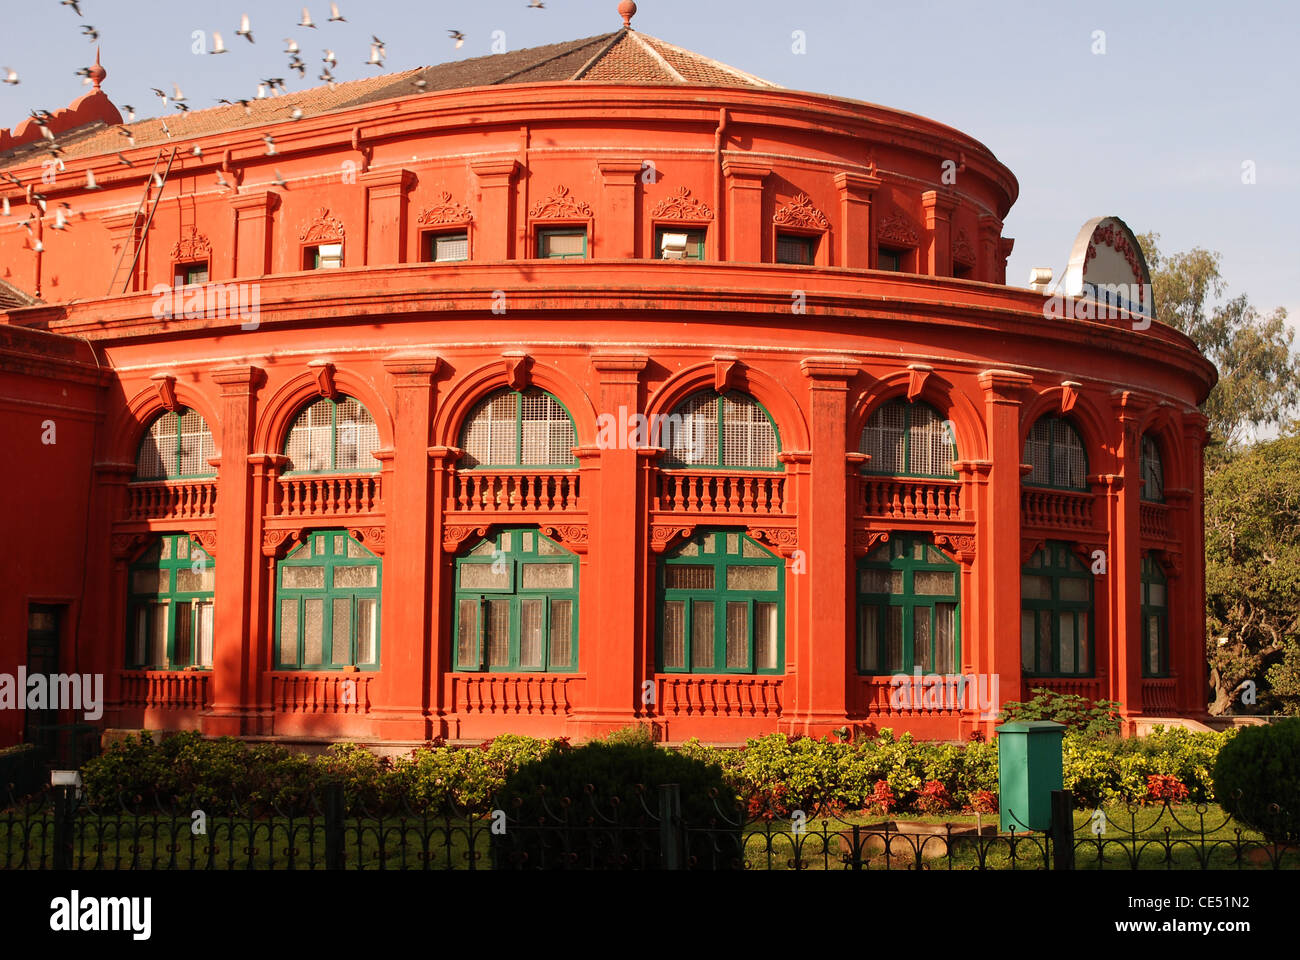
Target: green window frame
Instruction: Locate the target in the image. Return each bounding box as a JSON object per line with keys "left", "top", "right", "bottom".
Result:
{"left": 1140, "top": 434, "right": 1165, "bottom": 503}
{"left": 656, "top": 227, "right": 706, "bottom": 260}
{"left": 537, "top": 228, "right": 587, "bottom": 259}
{"left": 283, "top": 395, "right": 382, "bottom": 474}
{"left": 1021, "top": 542, "right": 1094, "bottom": 677}
{"left": 126, "top": 533, "right": 215, "bottom": 669}
{"left": 174, "top": 261, "right": 210, "bottom": 285}
{"left": 658, "top": 530, "right": 784, "bottom": 675}
{"left": 857, "top": 535, "right": 960, "bottom": 674}
{"left": 135, "top": 408, "right": 216, "bottom": 481}
{"left": 307, "top": 242, "right": 343, "bottom": 269}
{"left": 452, "top": 528, "right": 578, "bottom": 672}
{"left": 424, "top": 231, "right": 469, "bottom": 263}
{"left": 1141, "top": 554, "right": 1169, "bottom": 677}
{"left": 661, "top": 391, "right": 783, "bottom": 471}
{"left": 459, "top": 388, "right": 578, "bottom": 469}
{"left": 861, "top": 399, "right": 957, "bottom": 478}
{"left": 275, "top": 530, "right": 381, "bottom": 670}
{"left": 1023, "top": 417, "right": 1089, "bottom": 490}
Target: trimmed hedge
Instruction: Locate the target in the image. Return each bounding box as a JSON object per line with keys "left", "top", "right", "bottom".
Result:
{"left": 1212, "top": 719, "right": 1300, "bottom": 843}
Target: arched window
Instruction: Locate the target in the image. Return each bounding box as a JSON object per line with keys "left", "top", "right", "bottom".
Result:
{"left": 453, "top": 528, "right": 578, "bottom": 672}
{"left": 284, "top": 396, "right": 381, "bottom": 473}
{"left": 1021, "top": 543, "right": 1093, "bottom": 676}
{"left": 658, "top": 529, "right": 783, "bottom": 674}
{"left": 459, "top": 388, "right": 577, "bottom": 469}
{"left": 1141, "top": 554, "right": 1168, "bottom": 676}
{"left": 1140, "top": 434, "right": 1164, "bottom": 503}
{"left": 275, "top": 530, "right": 381, "bottom": 669}
{"left": 135, "top": 408, "right": 216, "bottom": 480}
{"left": 662, "top": 391, "right": 781, "bottom": 470}
{"left": 857, "top": 535, "right": 959, "bottom": 674}
{"left": 860, "top": 399, "right": 956, "bottom": 477}
{"left": 127, "top": 533, "right": 214, "bottom": 669}
{"left": 1023, "top": 417, "right": 1088, "bottom": 490}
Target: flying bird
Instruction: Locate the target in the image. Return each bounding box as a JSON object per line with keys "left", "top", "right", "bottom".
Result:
{"left": 81, "top": 24, "right": 99, "bottom": 42}
{"left": 322, "top": 49, "right": 336, "bottom": 67}
{"left": 191, "top": 145, "right": 203, "bottom": 157}
{"left": 289, "top": 56, "right": 306, "bottom": 77}
{"left": 328, "top": 3, "right": 345, "bottom": 22}
{"left": 85, "top": 168, "right": 100, "bottom": 190}
{"left": 120, "top": 104, "right": 136, "bottom": 121}
{"left": 528, "top": 1, "right": 545, "bottom": 8}
{"left": 174, "top": 102, "right": 190, "bottom": 112}
{"left": 2, "top": 198, "right": 8, "bottom": 217}
{"left": 236, "top": 14, "right": 254, "bottom": 43}
{"left": 60, "top": 0, "right": 82, "bottom": 15}
{"left": 116, "top": 152, "right": 133, "bottom": 166}
{"left": 365, "top": 44, "right": 384, "bottom": 67}
{"left": 263, "top": 133, "right": 277, "bottom": 156}
{"left": 371, "top": 34, "right": 385, "bottom": 47}
{"left": 319, "top": 67, "right": 336, "bottom": 85}
{"left": 115, "top": 125, "right": 135, "bottom": 145}
{"left": 271, "top": 169, "right": 288, "bottom": 188}
{"left": 288, "top": 105, "right": 304, "bottom": 120}
{"left": 76, "top": 66, "right": 92, "bottom": 79}
{"left": 448, "top": 30, "right": 465, "bottom": 49}
{"left": 299, "top": 7, "right": 317, "bottom": 28}
{"left": 215, "top": 170, "right": 232, "bottom": 189}
{"left": 150, "top": 87, "right": 168, "bottom": 105}
{"left": 32, "top": 239, "right": 44, "bottom": 253}
{"left": 410, "top": 77, "right": 428, "bottom": 90}
{"left": 172, "top": 83, "right": 186, "bottom": 102}
{"left": 159, "top": 118, "right": 171, "bottom": 138}
{"left": 284, "top": 39, "right": 300, "bottom": 54}
{"left": 52, "top": 207, "right": 69, "bottom": 230}
{"left": 2, "top": 67, "right": 18, "bottom": 85}
{"left": 211, "top": 31, "right": 228, "bottom": 54}
{"left": 152, "top": 172, "right": 164, "bottom": 189}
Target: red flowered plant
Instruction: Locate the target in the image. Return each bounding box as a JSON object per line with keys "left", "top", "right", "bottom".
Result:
{"left": 746, "top": 782, "right": 791, "bottom": 820}
{"left": 1144, "top": 774, "right": 1189, "bottom": 804}
{"left": 964, "top": 789, "right": 998, "bottom": 814}
{"left": 867, "top": 779, "right": 896, "bottom": 815}
{"left": 915, "top": 780, "right": 952, "bottom": 814}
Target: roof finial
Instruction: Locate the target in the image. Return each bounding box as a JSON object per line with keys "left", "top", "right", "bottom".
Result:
{"left": 89, "top": 46, "right": 106, "bottom": 92}
{"left": 618, "top": 0, "right": 637, "bottom": 29}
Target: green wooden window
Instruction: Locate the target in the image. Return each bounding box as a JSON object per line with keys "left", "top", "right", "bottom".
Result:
{"left": 1023, "top": 417, "right": 1089, "bottom": 490}
{"left": 1141, "top": 554, "right": 1169, "bottom": 677}
{"left": 861, "top": 400, "right": 956, "bottom": 478}
{"left": 776, "top": 234, "right": 816, "bottom": 265}
{"left": 1140, "top": 434, "right": 1164, "bottom": 503}
{"left": 283, "top": 396, "right": 381, "bottom": 474}
{"left": 453, "top": 528, "right": 578, "bottom": 672}
{"left": 857, "top": 535, "right": 959, "bottom": 674}
{"left": 659, "top": 530, "right": 783, "bottom": 674}
{"left": 275, "top": 531, "right": 381, "bottom": 670}
{"left": 127, "top": 533, "right": 215, "bottom": 669}
{"left": 656, "top": 227, "right": 706, "bottom": 260}
{"left": 538, "top": 228, "right": 587, "bottom": 259}
{"left": 1021, "top": 542, "right": 1093, "bottom": 676}
{"left": 662, "top": 391, "right": 782, "bottom": 471}
{"left": 135, "top": 408, "right": 216, "bottom": 480}
{"left": 459, "top": 388, "right": 577, "bottom": 469}
{"left": 174, "top": 261, "right": 209, "bottom": 285}
{"left": 424, "top": 231, "right": 469, "bottom": 263}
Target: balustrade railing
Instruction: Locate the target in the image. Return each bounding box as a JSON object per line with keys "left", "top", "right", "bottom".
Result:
{"left": 655, "top": 676, "right": 783, "bottom": 718}
{"left": 125, "top": 480, "right": 217, "bottom": 521}
{"left": 653, "top": 471, "right": 787, "bottom": 516}
{"left": 451, "top": 674, "right": 577, "bottom": 715}
{"left": 270, "top": 673, "right": 371, "bottom": 714}
{"left": 1140, "top": 502, "right": 1172, "bottom": 541}
{"left": 861, "top": 476, "right": 961, "bottom": 522}
{"left": 447, "top": 471, "right": 581, "bottom": 513}
{"left": 119, "top": 671, "right": 210, "bottom": 710}
{"left": 1141, "top": 678, "right": 1178, "bottom": 716}
{"left": 1021, "top": 487, "right": 1095, "bottom": 530}
{"left": 275, "top": 474, "right": 380, "bottom": 517}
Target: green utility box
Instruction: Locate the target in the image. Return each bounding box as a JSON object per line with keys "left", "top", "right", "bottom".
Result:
{"left": 995, "top": 720, "right": 1065, "bottom": 833}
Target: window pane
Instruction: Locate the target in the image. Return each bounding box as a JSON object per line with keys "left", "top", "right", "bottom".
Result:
{"left": 519, "top": 598, "right": 543, "bottom": 669}
{"left": 459, "top": 563, "right": 509, "bottom": 590}
{"left": 913, "top": 607, "right": 932, "bottom": 673}
{"left": 1058, "top": 612, "right": 1076, "bottom": 674}
{"left": 133, "top": 569, "right": 169, "bottom": 594}
{"left": 283, "top": 566, "right": 325, "bottom": 589}
{"left": 1036, "top": 612, "right": 1051, "bottom": 674}
{"left": 356, "top": 599, "right": 377, "bottom": 665}
{"left": 1059, "top": 577, "right": 1090, "bottom": 602}
{"left": 1021, "top": 610, "right": 1036, "bottom": 673}
{"left": 691, "top": 600, "right": 714, "bottom": 669}
{"left": 347, "top": 539, "right": 369, "bottom": 559}
{"left": 457, "top": 599, "right": 478, "bottom": 668}
{"left": 541, "top": 231, "right": 585, "bottom": 257}
{"left": 665, "top": 565, "right": 714, "bottom": 590}
{"left": 334, "top": 397, "right": 381, "bottom": 472}
{"left": 726, "top": 565, "right": 778, "bottom": 591}
{"left": 176, "top": 565, "right": 215, "bottom": 593}
{"left": 485, "top": 599, "right": 510, "bottom": 667}
{"left": 334, "top": 565, "right": 378, "bottom": 588}
{"left": 280, "top": 599, "right": 299, "bottom": 665}
{"left": 461, "top": 391, "right": 517, "bottom": 468}
{"left": 776, "top": 235, "right": 813, "bottom": 265}
{"left": 434, "top": 233, "right": 469, "bottom": 262}
{"left": 521, "top": 563, "right": 573, "bottom": 590}
{"left": 913, "top": 570, "right": 955, "bottom": 596}
{"left": 859, "top": 605, "right": 879, "bottom": 671}
{"left": 1077, "top": 613, "right": 1090, "bottom": 673}
{"left": 935, "top": 603, "right": 956, "bottom": 674}
{"left": 663, "top": 600, "right": 685, "bottom": 669}
{"left": 725, "top": 601, "right": 748, "bottom": 669}
{"left": 174, "top": 601, "right": 192, "bottom": 666}
{"left": 755, "top": 602, "right": 778, "bottom": 671}
{"left": 1021, "top": 574, "right": 1051, "bottom": 601}
{"left": 149, "top": 603, "right": 168, "bottom": 667}
{"left": 536, "top": 537, "right": 564, "bottom": 557}
{"left": 907, "top": 404, "right": 954, "bottom": 476}
{"left": 521, "top": 391, "right": 575, "bottom": 465}
{"left": 178, "top": 408, "right": 215, "bottom": 477}
{"left": 196, "top": 601, "right": 214, "bottom": 667}
{"left": 549, "top": 599, "right": 573, "bottom": 668}
{"left": 862, "top": 401, "right": 905, "bottom": 474}
{"left": 721, "top": 395, "right": 778, "bottom": 469}
{"left": 331, "top": 598, "right": 352, "bottom": 665}
{"left": 741, "top": 539, "right": 769, "bottom": 559}
{"left": 303, "top": 599, "right": 324, "bottom": 665}
{"left": 1149, "top": 581, "right": 1165, "bottom": 607}
{"left": 885, "top": 607, "right": 903, "bottom": 673}
{"left": 666, "top": 393, "right": 718, "bottom": 467}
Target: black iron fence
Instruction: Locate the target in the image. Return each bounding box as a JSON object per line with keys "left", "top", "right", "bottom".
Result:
{"left": 1, "top": 784, "right": 1295, "bottom": 870}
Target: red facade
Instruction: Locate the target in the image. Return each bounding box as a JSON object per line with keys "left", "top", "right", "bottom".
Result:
{"left": 0, "top": 15, "right": 1215, "bottom": 747}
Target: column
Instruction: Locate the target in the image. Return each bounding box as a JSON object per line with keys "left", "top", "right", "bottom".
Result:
{"left": 722, "top": 158, "right": 770, "bottom": 263}
{"left": 1108, "top": 391, "right": 1147, "bottom": 726}
{"left": 94, "top": 463, "right": 135, "bottom": 728}
{"left": 977, "top": 370, "right": 1032, "bottom": 708}
{"left": 921, "top": 189, "right": 958, "bottom": 277}
{"left": 360, "top": 169, "right": 416, "bottom": 266}
{"left": 427, "top": 445, "right": 459, "bottom": 738}
{"left": 1179, "top": 412, "right": 1209, "bottom": 715}
{"left": 471, "top": 159, "right": 521, "bottom": 260}
{"left": 203, "top": 364, "right": 263, "bottom": 737}
{"left": 977, "top": 215, "right": 1003, "bottom": 285}
{"left": 597, "top": 159, "right": 644, "bottom": 259}
{"left": 228, "top": 191, "right": 279, "bottom": 279}
{"left": 834, "top": 171, "right": 882, "bottom": 269}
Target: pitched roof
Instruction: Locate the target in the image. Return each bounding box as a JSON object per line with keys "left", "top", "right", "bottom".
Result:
{"left": 0, "top": 29, "right": 778, "bottom": 170}
{"left": 0, "top": 277, "right": 39, "bottom": 310}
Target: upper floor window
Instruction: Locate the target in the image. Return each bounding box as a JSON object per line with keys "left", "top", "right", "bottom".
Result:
{"left": 857, "top": 535, "right": 959, "bottom": 674}
{"left": 662, "top": 391, "right": 781, "bottom": 471}
{"left": 1140, "top": 434, "right": 1164, "bottom": 503}
{"left": 877, "top": 248, "right": 905, "bottom": 272}
{"left": 135, "top": 408, "right": 216, "bottom": 481}
{"left": 538, "top": 228, "right": 587, "bottom": 259}
{"left": 459, "top": 388, "right": 577, "bottom": 469}
{"left": 657, "top": 228, "right": 705, "bottom": 260}
{"left": 776, "top": 234, "right": 816, "bottom": 265}
{"left": 284, "top": 396, "right": 381, "bottom": 474}
{"left": 1021, "top": 543, "right": 1093, "bottom": 676}
{"left": 306, "top": 243, "right": 343, "bottom": 269}
{"left": 1023, "top": 417, "right": 1088, "bottom": 490}
{"left": 174, "top": 261, "right": 209, "bottom": 285}
{"left": 275, "top": 530, "right": 380, "bottom": 670}
{"left": 127, "top": 533, "right": 214, "bottom": 669}
{"left": 423, "top": 231, "right": 469, "bottom": 263}
{"left": 861, "top": 399, "right": 956, "bottom": 478}
{"left": 1141, "top": 554, "right": 1169, "bottom": 677}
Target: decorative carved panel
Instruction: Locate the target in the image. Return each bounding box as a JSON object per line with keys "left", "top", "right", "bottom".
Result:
{"left": 299, "top": 206, "right": 345, "bottom": 243}
{"left": 416, "top": 191, "right": 474, "bottom": 226}
{"left": 443, "top": 523, "right": 491, "bottom": 553}
{"left": 528, "top": 185, "right": 592, "bottom": 219}
{"left": 953, "top": 228, "right": 976, "bottom": 266}
{"left": 773, "top": 193, "right": 829, "bottom": 231}
{"left": 650, "top": 186, "right": 713, "bottom": 221}
{"left": 877, "top": 206, "right": 920, "bottom": 247}
{"left": 170, "top": 227, "right": 212, "bottom": 262}
{"left": 650, "top": 524, "right": 694, "bottom": 554}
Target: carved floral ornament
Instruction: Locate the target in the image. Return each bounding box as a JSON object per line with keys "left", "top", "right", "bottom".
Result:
{"left": 170, "top": 227, "right": 212, "bottom": 262}
{"left": 261, "top": 526, "right": 385, "bottom": 558}
{"left": 650, "top": 186, "right": 713, "bottom": 221}
{"left": 772, "top": 193, "right": 829, "bottom": 231}
{"left": 528, "top": 185, "right": 593, "bottom": 220}
{"left": 1086, "top": 222, "right": 1144, "bottom": 281}
{"left": 953, "top": 228, "right": 977, "bottom": 265}
{"left": 877, "top": 206, "right": 920, "bottom": 247}
{"left": 417, "top": 191, "right": 474, "bottom": 226}
{"left": 299, "top": 206, "right": 345, "bottom": 243}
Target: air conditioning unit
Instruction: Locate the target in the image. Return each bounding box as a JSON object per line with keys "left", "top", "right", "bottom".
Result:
{"left": 660, "top": 232, "right": 690, "bottom": 260}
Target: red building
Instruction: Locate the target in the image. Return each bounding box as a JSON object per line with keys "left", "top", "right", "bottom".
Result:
{"left": 0, "top": 3, "right": 1215, "bottom": 748}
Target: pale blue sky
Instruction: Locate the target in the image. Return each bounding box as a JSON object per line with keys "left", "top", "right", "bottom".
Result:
{"left": 2, "top": 0, "right": 1295, "bottom": 332}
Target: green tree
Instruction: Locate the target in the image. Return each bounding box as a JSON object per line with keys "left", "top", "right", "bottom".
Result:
{"left": 1203, "top": 429, "right": 1300, "bottom": 714}
{"left": 1138, "top": 232, "right": 1299, "bottom": 454}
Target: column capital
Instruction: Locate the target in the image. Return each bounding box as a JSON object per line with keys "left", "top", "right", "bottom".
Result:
{"left": 470, "top": 157, "right": 522, "bottom": 183}
{"left": 721, "top": 157, "right": 771, "bottom": 182}
{"left": 359, "top": 167, "right": 416, "bottom": 191}
{"left": 800, "top": 356, "right": 860, "bottom": 382}
{"left": 227, "top": 189, "right": 280, "bottom": 214}
{"left": 592, "top": 354, "right": 649, "bottom": 376}
{"left": 834, "top": 170, "right": 883, "bottom": 198}
{"left": 978, "top": 369, "right": 1032, "bottom": 402}
{"left": 596, "top": 158, "right": 645, "bottom": 183}
{"left": 383, "top": 353, "right": 443, "bottom": 381}
{"left": 921, "top": 188, "right": 959, "bottom": 215}
{"left": 211, "top": 364, "right": 265, "bottom": 393}
{"left": 428, "top": 445, "right": 462, "bottom": 464}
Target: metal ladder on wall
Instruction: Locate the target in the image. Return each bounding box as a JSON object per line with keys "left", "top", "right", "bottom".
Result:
{"left": 106, "top": 147, "right": 176, "bottom": 296}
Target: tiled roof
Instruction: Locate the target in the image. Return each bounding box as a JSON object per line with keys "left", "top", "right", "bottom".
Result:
{"left": 0, "top": 277, "right": 38, "bottom": 310}
{"left": 0, "top": 29, "right": 778, "bottom": 170}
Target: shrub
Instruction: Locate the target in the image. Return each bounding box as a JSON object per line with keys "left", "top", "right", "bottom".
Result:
{"left": 1145, "top": 774, "right": 1190, "bottom": 804}
{"left": 1000, "top": 688, "right": 1121, "bottom": 737}
{"left": 1212, "top": 719, "right": 1300, "bottom": 843}
{"left": 914, "top": 780, "right": 952, "bottom": 814}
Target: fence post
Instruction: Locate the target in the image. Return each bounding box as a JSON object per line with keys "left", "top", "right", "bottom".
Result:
{"left": 658, "top": 783, "right": 683, "bottom": 871}
{"left": 52, "top": 784, "right": 76, "bottom": 870}
{"left": 1049, "top": 789, "right": 1074, "bottom": 871}
{"left": 324, "top": 781, "right": 345, "bottom": 871}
